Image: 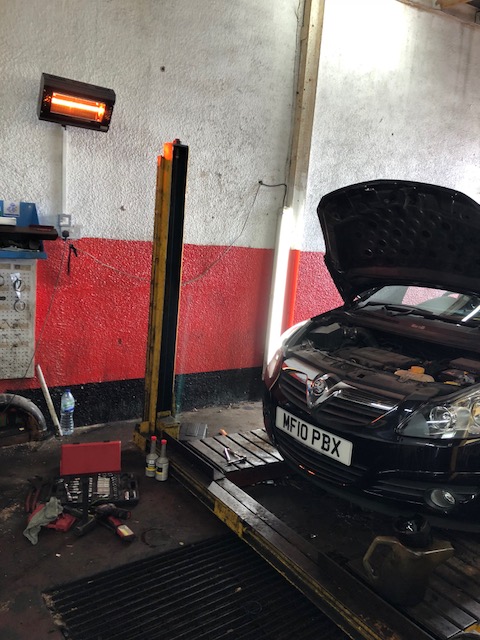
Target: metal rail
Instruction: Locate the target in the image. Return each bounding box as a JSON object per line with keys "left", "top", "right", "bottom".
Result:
{"left": 166, "top": 436, "right": 436, "bottom": 640}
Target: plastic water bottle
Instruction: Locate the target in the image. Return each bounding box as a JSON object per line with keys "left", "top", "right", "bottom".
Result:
{"left": 60, "top": 389, "right": 75, "bottom": 436}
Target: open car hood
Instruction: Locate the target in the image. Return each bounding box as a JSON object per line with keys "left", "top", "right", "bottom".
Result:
{"left": 317, "top": 179, "right": 480, "bottom": 303}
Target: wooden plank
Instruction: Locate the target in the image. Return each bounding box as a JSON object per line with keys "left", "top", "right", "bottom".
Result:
{"left": 183, "top": 431, "right": 289, "bottom": 487}
{"left": 436, "top": 0, "right": 471, "bottom": 7}
{"left": 187, "top": 429, "right": 284, "bottom": 469}
{"left": 405, "top": 601, "right": 461, "bottom": 639}
{"left": 445, "top": 555, "right": 480, "bottom": 581}
{"left": 240, "top": 430, "right": 284, "bottom": 461}
{"left": 437, "top": 562, "right": 480, "bottom": 601}
{"left": 187, "top": 439, "right": 235, "bottom": 470}
{"left": 429, "top": 574, "right": 480, "bottom": 620}
{"left": 164, "top": 434, "right": 224, "bottom": 480}
{"left": 421, "top": 589, "right": 475, "bottom": 629}
{"left": 221, "top": 432, "right": 278, "bottom": 465}
{"left": 251, "top": 427, "right": 274, "bottom": 443}
{"left": 202, "top": 435, "right": 258, "bottom": 469}
{"left": 448, "top": 536, "right": 480, "bottom": 570}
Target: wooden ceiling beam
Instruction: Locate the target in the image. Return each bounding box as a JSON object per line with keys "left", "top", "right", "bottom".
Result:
{"left": 436, "top": 0, "right": 472, "bottom": 7}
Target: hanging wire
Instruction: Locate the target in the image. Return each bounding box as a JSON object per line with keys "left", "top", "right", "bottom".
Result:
{"left": 59, "top": 180, "right": 288, "bottom": 287}
{"left": 258, "top": 180, "right": 288, "bottom": 208}
{"left": 72, "top": 247, "right": 150, "bottom": 282}
{"left": 182, "top": 180, "right": 287, "bottom": 286}
{"left": 0, "top": 179, "right": 287, "bottom": 417}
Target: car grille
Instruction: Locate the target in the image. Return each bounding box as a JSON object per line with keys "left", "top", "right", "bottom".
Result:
{"left": 318, "top": 388, "right": 394, "bottom": 426}
{"left": 368, "top": 478, "right": 426, "bottom": 503}
{"left": 274, "top": 429, "right": 367, "bottom": 486}
{"left": 278, "top": 369, "right": 309, "bottom": 411}
{"left": 278, "top": 369, "right": 396, "bottom": 427}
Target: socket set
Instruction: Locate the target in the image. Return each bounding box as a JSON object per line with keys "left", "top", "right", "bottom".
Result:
{"left": 55, "top": 472, "right": 139, "bottom": 507}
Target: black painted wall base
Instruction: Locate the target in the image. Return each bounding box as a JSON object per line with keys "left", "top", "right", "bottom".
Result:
{"left": 13, "top": 367, "right": 263, "bottom": 431}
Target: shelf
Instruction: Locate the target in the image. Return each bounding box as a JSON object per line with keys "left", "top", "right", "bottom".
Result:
{"left": 0, "top": 202, "right": 58, "bottom": 259}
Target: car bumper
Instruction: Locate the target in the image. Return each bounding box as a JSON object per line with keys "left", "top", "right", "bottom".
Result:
{"left": 263, "top": 387, "right": 480, "bottom": 526}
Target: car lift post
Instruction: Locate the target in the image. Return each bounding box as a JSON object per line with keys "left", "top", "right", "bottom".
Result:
{"left": 134, "top": 139, "right": 189, "bottom": 449}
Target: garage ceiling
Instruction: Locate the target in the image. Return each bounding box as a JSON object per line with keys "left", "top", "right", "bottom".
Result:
{"left": 410, "top": 0, "right": 480, "bottom": 9}
{"left": 441, "top": 0, "right": 480, "bottom": 22}
{"left": 437, "top": 0, "right": 474, "bottom": 7}
{"left": 411, "top": 0, "right": 480, "bottom": 20}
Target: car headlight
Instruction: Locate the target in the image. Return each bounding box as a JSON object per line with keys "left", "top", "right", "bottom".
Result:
{"left": 264, "top": 346, "right": 284, "bottom": 390}
{"left": 263, "top": 321, "right": 308, "bottom": 390}
{"left": 399, "top": 392, "right": 480, "bottom": 439}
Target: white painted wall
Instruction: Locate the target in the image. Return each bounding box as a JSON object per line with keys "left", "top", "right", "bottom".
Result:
{"left": 303, "top": 0, "right": 480, "bottom": 252}
{"left": 3, "top": 0, "right": 479, "bottom": 257}
{"left": 0, "top": 0, "right": 299, "bottom": 248}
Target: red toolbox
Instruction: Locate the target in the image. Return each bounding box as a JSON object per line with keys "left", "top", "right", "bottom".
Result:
{"left": 60, "top": 441, "right": 121, "bottom": 476}
{"left": 56, "top": 441, "right": 139, "bottom": 507}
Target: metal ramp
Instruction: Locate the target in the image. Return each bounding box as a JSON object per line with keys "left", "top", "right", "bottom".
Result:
{"left": 167, "top": 429, "right": 480, "bottom": 640}
{"left": 183, "top": 428, "right": 288, "bottom": 486}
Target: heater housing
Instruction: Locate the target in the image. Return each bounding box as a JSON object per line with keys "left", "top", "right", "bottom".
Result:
{"left": 37, "top": 73, "right": 116, "bottom": 132}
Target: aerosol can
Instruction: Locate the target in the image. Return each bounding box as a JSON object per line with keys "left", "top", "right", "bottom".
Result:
{"left": 145, "top": 435, "right": 158, "bottom": 477}
{"left": 155, "top": 438, "right": 169, "bottom": 481}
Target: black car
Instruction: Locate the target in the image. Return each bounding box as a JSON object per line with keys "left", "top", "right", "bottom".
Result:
{"left": 263, "top": 179, "right": 480, "bottom": 528}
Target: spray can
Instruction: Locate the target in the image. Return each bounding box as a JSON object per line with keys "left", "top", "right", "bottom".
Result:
{"left": 155, "top": 438, "right": 169, "bottom": 481}
{"left": 145, "top": 435, "right": 158, "bottom": 477}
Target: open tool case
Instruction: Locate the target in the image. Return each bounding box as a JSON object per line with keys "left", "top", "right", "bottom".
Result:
{"left": 55, "top": 441, "right": 139, "bottom": 507}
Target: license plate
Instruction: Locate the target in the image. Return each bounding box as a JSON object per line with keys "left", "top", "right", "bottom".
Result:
{"left": 275, "top": 407, "right": 353, "bottom": 467}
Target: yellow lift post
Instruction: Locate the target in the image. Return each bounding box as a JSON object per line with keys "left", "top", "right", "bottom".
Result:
{"left": 133, "top": 139, "right": 189, "bottom": 450}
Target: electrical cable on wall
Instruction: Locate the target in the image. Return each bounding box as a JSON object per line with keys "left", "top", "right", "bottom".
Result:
{"left": 259, "top": 181, "right": 288, "bottom": 209}
{"left": 55, "top": 180, "right": 288, "bottom": 286}
{"left": 0, "top": 178, "right": 287, "bottom": 419}
{"left": 70, "top": 246, "right": 150, "bottom": 282}
{"left": 182, "top": 180, "right": 287, "bottom": 286}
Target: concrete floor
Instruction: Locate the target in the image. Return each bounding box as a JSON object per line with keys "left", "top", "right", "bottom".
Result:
{"left": 0, "top": 400, "right": 400, "bottom": 640}
{"left": 0, "top": 402, "right": 263, "bottom": 640}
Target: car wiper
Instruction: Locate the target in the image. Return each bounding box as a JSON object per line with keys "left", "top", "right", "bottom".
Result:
{"left": 359, "top": 302, "right": 480, "bottom": 327}
{"left": 396, "top": 306, "right": 480, "bottom": 327}
{"left": 359, "top": 302, "right": 414, "bottom": 315}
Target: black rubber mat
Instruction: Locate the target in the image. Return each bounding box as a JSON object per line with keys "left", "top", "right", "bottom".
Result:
{"left": 44, "top": 534, "right": 349, "bottom": 640}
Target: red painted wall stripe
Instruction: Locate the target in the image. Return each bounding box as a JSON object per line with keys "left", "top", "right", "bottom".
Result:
{"left": 0, "top": 241, "right": 339, "bottom": 395}
{"left": 178, "top": 244, "right": 274, "bottom": 374}
{"left": 282, "top": 248, "right": 301, "bottom": 332}
{"left": 293, "top": 251, "right": 341, "bottom": 326}
{"left": 0, "top": 240, "right": 275, "bottom": 392}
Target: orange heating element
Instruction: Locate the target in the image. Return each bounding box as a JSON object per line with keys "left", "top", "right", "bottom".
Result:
{"left": 50, "top": 92, "right": 106, "bottom": 123}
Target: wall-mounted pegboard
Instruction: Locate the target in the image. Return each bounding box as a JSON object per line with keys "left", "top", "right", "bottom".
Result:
{"left": 0, "top": 260, "right": 36, "bottom": 379}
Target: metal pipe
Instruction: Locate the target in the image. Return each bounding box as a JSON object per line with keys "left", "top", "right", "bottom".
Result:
{"left": 36, "top": 364, "right": 62, "bottom": 437}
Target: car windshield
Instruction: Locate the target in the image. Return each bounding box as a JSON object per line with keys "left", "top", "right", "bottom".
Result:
{"left": 358, "top": 285, "right": 480, "bottom": 323}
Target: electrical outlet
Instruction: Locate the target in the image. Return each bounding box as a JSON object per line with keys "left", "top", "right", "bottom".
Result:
{"left": 57, "top": 214, "right": 82, "bottom": 240}
{"left": 58, "top": 213, "right": 71, "bottom": 229}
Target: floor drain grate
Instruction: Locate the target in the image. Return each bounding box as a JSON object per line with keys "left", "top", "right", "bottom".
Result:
{"left": 44, "top": 534, "right": 348, "bottom": 640}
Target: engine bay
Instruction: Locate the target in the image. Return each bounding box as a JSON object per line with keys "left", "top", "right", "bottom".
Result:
{"left": 294, "top": 319, "right": 480, "bottom": 395}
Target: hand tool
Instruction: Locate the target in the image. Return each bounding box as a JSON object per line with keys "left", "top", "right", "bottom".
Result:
{"left": 223, "top": 447, "right": 247, "bottom": 465}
